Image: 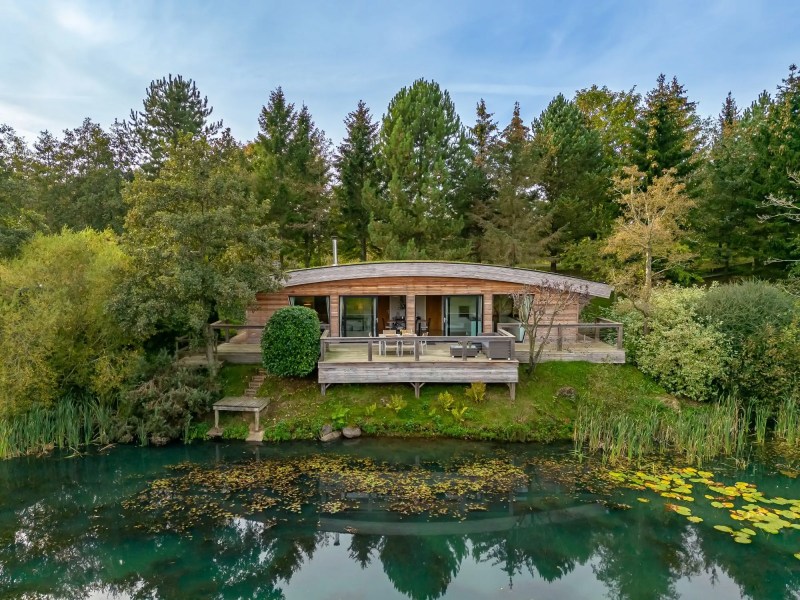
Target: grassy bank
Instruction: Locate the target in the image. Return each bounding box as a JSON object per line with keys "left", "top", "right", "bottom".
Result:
{"left": 217, "top": 362, "right": 670, "bottom": 443}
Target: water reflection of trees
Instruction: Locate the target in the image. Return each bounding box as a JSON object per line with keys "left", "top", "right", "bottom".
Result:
{"left": 3, "top": 447, "right": 800, "bottom": 599}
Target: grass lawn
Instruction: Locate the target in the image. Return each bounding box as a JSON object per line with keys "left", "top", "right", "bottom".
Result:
{"left": 215, "top": 361, "right": 669, "bottom": 443}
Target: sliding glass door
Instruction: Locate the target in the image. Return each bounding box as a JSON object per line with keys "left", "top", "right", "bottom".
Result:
{"left": 443, "top": 295, "right": 482, "bottom": 336}
{"left": 340, "top": 296, "right": 376, "bottom": 337}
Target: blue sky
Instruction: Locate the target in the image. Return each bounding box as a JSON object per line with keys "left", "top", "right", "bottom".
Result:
{"left": 1, "top": 0, "right": 799, "bottom": 146}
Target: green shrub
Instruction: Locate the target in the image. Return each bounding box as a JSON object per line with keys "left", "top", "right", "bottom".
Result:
{"left": 694, "top": 282, "right": 798, "bottom": 407}
{"left": 115, "top": 359, "right": 219, "bottom": 445}
{"left": 222, "top": 421, "right": 250, "bottom": 440}
{"left": 696, "top": 281, "right": 797, "bottom": 346}
{"left": 465, "top": 382, "right": 487, "bottom": 403}
{"left": 610, "top": 286, "right": 731, "bottom": 401}
{"left": 735, "top": 320, "right": 800, "bottom": 408}
{"left": 261, "top": 306, "right": 320, "bottom": 377}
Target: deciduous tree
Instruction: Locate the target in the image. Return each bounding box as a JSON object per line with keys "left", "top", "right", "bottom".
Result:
{"left": 604, "top": 168, "right": 695, "bottom": 327}
{"left": 117, "top": 133, "right": 282, "bottom": 374}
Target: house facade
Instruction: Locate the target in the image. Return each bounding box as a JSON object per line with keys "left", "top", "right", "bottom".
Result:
{"left": 246, "top": 261, "right": 613, "bottom": 337}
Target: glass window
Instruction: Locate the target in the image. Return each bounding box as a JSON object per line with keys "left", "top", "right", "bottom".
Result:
{"left": 289, "top": 296, "right": 330, "bottom": 324}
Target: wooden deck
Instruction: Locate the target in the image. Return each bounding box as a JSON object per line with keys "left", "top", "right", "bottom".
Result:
{"left": 209, "top": 396, "right": 270, "bottom": 441}
{"left": 214, "top": 338, "right": 625, "bottom": 365}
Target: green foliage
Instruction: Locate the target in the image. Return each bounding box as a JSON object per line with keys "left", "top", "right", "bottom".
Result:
{"left": 438, "top": 391, "right": 455, "bottom": 411}
{"left": 0, "top": 125, "right": 45, "bottom": 258}
{"left": 0, "top": 230, "right": 139, "bottom": 415}
{"left": 116, "top": 133, "right": 282, "bottom": 371}
{"left": 222, "top": 421, "right": 250, "bottom": 440}
{"left": 387, "top": 395, "right": 407, "bottom": 414}
{"left": 186, "top": 421, "right": 211, "bottom": 443}
{"left": 629, "top": 74, "right": 701, "bottom": 182}
{"left": 116, "top": 359, "right": 219, "bottom": 445}
{"left": 254, "top": 88, "right": 330, "bottom": 267}
{"left": 334, "top": 100, "right": 379, "bottom": 261}
{"left": 115, "top": 73, "right": 222, "bottom": 176}
{"left": 530, "top": 93, "right": 610, "bottom": 264}
{"left": 261, "top": 306, "right": 320, "bottom": 376}
{"left": 575, "top": 395, "right": 746, "bottom": 465}
{"left": 329, "top": 404, "right": 350, "bottom": 429}
{"left": 364, "top": 402, "right": 378, "bottom": 416}
{"left": 575, "top": 85, "right": 641, "bottom": 170}
{"left": 611, "top": 287, "right": 731, "bottom": 401}
{"left": 450, "top": 404, "right": 469, "bottom": 423}
{"left": 371, "top": 78, "right": 472, "bottom": 260}
{"left": 695, "top": 281, "right": 797, "bottom": 346}
{"left": 735, "top": 320, "right": 800, "bottom": 409}
{"left": 31, "top": 120, "right": 126, "bottom": 233}
{"left": 476, "top": 102, "right": 552, "bottom": 266}
{"left": 465, "top": 382, "right": 487, "bottom": 404}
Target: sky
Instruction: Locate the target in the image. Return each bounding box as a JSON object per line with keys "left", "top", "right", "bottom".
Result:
{"left": 1, "top": 0, "right": 799, "bottom": 146}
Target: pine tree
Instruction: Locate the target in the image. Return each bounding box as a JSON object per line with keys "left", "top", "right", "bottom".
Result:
{"left": 254, "top": 89, "right": 330, "bottom": 267}
{"left": 470, "top": 99, "right": 499, "bottom": 172}
{"left": 115, "top": 74, "right": 222, "bottom": 176}
{"left": 288, "top": 105, "right": 331, "bottom": 267}
{"left": 370, "top": 79, "right": 472, "bottom": 259}
{"left": 465, "top": 99, "right": 500, "bottom": 261}
{"left": 478, "top": 103, "right": 552, "bottom": 266}
{"left": 530, "top": 94, "right": 609, "bottom": 269}
{"left": 718, "top": 92, "right": 739, "bottom": 136}
{"left": 0, "top": 125, "right": 42, "bottom": 258}
{"left": 30, "top": 119, "right": 125, "bottom": 233}
{"left": 629, "top": 74, "right": 701, "bottom": 182}
{"left": 334, "top": 100, "right": 379, "bottom": 261}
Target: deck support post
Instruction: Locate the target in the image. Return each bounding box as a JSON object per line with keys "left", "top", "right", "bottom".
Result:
{"left": 367, "top": 339, "right": 373, "bottom": 361}
{"left": 320, "top": 383, "right": 329, "bottom": 396}
{"left": 214, "top": 409, "right": 220, "bottom": 429}
{"left": 508, "top": 382, "right": 516, "bottom": 401}
{"left": 410, "top": 382, "right": 425, "bottom": 398}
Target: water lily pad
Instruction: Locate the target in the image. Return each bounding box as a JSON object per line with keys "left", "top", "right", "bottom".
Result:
{"left": 687, "top": 516, "right": 703, "bottom": 523}
{"left": 740, "top": 528, "right": 756, "bottom": 536}
{"left": 714, "top": 525, "right": 734, "bottom": 533}
{"left": 637, "top": 498, "right": 650, "bottom": 503}
{"left": 733, "top": 535, "right": 752, "bottom": 544}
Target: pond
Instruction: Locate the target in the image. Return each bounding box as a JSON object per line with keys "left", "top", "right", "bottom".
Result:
{"left": 2, "top": 438, "right": 800, "bottom": 599}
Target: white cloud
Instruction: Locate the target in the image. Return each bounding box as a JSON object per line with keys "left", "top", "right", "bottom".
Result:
{"left": 52, "top": 2, "right": 114, "bottom": 44}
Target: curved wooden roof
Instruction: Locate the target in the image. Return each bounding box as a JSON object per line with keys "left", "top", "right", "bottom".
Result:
{"left": 286, "top": 262, "right": 612, "bottom": 298}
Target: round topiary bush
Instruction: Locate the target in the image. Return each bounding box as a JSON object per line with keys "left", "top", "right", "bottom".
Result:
{"left": 261, "top": 306, "right": 321, "bottom": 377}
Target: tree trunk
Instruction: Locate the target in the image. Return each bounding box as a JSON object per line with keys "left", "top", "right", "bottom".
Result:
{"left": 642, "top": 247, "right": 653, "bottom": 336}
{"left": 360, "top": 237, "right": 367, "bottom": 262}
{"left": 550, "top": 260, "right": 558, "bottom": 272}
{"left": 204, "top": 324, "right": 218, "bottom": 377}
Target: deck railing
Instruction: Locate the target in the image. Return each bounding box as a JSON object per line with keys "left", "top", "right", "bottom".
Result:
{"left": 320, "top": 330, "right": 517, "bottom": 363}
{"left": 497, "top": 319, "right": 623, "bottom": 351}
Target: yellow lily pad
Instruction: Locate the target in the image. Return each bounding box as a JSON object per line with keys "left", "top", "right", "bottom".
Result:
{"left": 687, "top": 516, "right": 703, "bottom": 523}
{"left": 733, "top": 535, "right": 752, "bottom": 544}
{"left": 637, "top": 498, "right": 650, "bottom": 503}
{"left": 714, "top": 525, "right": 734, "bottom": 533}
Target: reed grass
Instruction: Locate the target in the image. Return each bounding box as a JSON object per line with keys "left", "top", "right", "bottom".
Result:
{"left": 775, "top": 394, "right": 800, "bottom": 445}
{"left": 0, "top": 395, "right": 116, "bottom": 459}
{"left": 574, "top": 395, "right": 749, "bottom": 465}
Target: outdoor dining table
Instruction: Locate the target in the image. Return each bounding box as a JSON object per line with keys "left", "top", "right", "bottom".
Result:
{"left": 378, "top": 333, "right": 416, "bottom": 356}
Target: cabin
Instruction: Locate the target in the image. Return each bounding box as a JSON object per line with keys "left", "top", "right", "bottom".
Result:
{"left": 214, "top": 262, "right": 624, "bottom": 398}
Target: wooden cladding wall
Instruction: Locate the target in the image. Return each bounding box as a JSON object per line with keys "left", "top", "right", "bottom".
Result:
{"left": 247, "top": 276, "right": 582, "bottom": 335}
